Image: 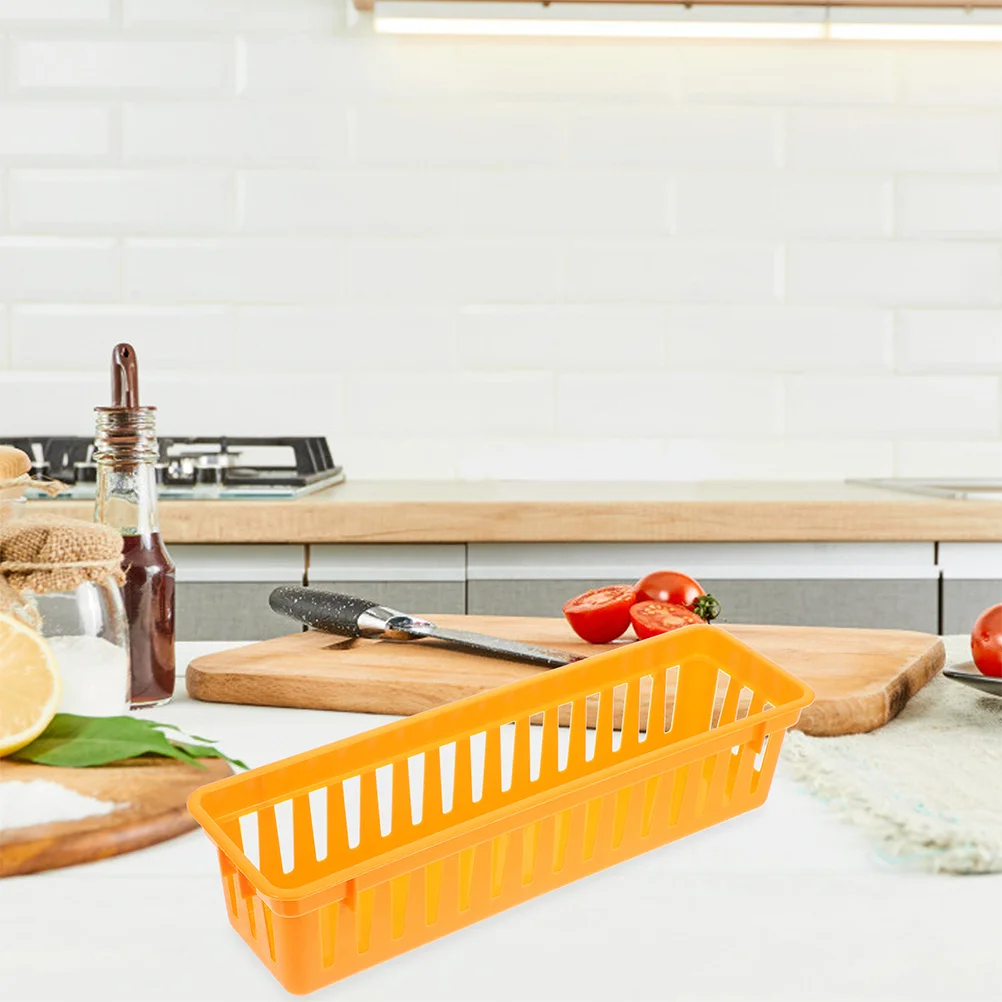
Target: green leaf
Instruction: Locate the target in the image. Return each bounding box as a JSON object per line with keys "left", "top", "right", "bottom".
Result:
{"left": 9, "top": 714, "right": 244, "bottom": 771}
{"left": 172, "top": 741, "right": 247, "bottom": 771}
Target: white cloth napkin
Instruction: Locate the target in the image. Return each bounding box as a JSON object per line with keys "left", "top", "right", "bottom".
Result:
{"left": 780, "top": 636, "right": 1002, "bottom": 874}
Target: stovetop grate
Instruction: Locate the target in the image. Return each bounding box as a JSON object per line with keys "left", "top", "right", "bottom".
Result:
{"left": 2, "top": 435, "right": 344, "bottom": 499}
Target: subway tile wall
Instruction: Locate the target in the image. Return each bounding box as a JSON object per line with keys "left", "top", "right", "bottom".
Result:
{"left": 0, "top": 0, "right": 1000, "bottom": 480}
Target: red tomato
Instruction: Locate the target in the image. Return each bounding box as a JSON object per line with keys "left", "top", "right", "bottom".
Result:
{"left": 635, "top": 570, "right": 720, "bottom": 622}
{"left": 563, "top": 585, "right": 637, "bottom": 644}
{"left": 636, "top": 570, "right": 704, "bottom": 606}
{"left": 630, "top": 601, "right": 704, "bottom": 640}
{"left": 972, "top": 604, "right": 1002, "bottom": 678}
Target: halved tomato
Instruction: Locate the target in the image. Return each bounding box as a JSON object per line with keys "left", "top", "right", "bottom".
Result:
{"left": 630, "top": 600, "right": 703, "bottom": 640}
{"left": 563, "top": 585, "right": 637, "bottom": 644}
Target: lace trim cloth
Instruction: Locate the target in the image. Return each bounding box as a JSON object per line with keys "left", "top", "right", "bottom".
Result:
{"left": 780, "top": 636, "right": 1002, "bottom": 874}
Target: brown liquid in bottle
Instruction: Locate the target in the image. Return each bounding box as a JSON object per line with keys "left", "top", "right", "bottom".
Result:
{"left": 121, "top": 531, "right": 175, "bottom": 706}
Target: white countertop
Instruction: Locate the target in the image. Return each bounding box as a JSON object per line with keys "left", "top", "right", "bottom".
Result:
{"left": 2, "top": 640, "right": 999, "bottom": 1002}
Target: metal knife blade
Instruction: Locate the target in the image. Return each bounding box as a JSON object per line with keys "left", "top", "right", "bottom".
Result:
{"left": 389, "top": 617, "right": 581, "bottom": 669}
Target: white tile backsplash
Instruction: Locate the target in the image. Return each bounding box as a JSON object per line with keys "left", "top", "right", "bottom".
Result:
{"left": 459, "top": 306, "right": 665, "bottom": 371}
{"left": 786, "top": 109, "right": 1001, "bottom": 173}
{"left": 345, "top": 239, "right": 560, "bottom": 304}
{"left": 123, "top": 102, "right": 351, "bottom": 164}
{"left": 679, "top": 43, "right": 896, "bottom": 106}
{"left": 0, "top": 0, "right": 110, "bottom": 22}
{"left": 564, "top": 240, "right": 780, "bottom": 303}
{"left": 13, "top": 39, "right": 231, "bottom": 92}
{"left": 897, "top": 178, "right": 1002, "bottom": 238}
{"left": 11, "top": 170, "right": 232, "bottom": 233}
{"left": 236, "top": 304, "right": 456, "bottom": 371}
{"left": 454, "top": 39, "right": 678, "bottom": 99}
{"left": 355, "top": 104, "right": 564, "bottom": 168}
{"left": 11, "top": 305, "right": 233, "bottom": 369}
{"left": 239, "top": 36, "right": 458, "bottom": 100}
{"left": 123, "top": 0, "right": 339, "bottom": 29}
{"left": 139, "top": 372, "right": 343, "bottom": 436}
{"left": 895, "top": 441, "right": 1002, "bottom": 478}
{"left": 238, "top": 170, "right": 459, "bottom": 235}
{"left": 674, "top": 173, "right": 891, "bottom": 238}
{"left": 897, "top": 47, "right": 1002, "bottom": 107}
{"left": 665, "top": 306, "right": 893, "bottom": 372}
{"left": 567, "top": 107, "right": 781, "bottom": 169}
{"left": 0, "top": 104, "right": 109, "bottom": 158}
{"left": 0, "top": 237, "right": 119, "bottom": 299}
{"left": 896, "top": 311, "right": 1002, "bottom": 373}
{"left": 786, "top": 242, "right": 1002, "bottom": 307}
{"left": 459, "top": 172, "right": 672, "bottom": 237}
{"left": 0, "top": 0, "right": 997, "bottom": 481}
{"left": 557, "top": 374, "right": 784, "bottom": 437}
{"left": 786, "top": 376, "right": 1000, "bottom": 438}
{"left": 124, "top": 238, "right": 343, "bottom": 303}
{"left": 346, "top": 372, "right": 554, "bottom": 437}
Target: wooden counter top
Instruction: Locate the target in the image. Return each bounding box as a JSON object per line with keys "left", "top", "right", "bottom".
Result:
{"left": 30, "top": 480, "right": 1002, "bottom": 543}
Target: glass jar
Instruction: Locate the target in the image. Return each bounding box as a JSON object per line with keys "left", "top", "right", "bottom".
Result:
{"left": 21, "top": 578, "right": 131, "bottom": 717}
{"left": 0, "top": 492, "right": 27, "bottom": 527}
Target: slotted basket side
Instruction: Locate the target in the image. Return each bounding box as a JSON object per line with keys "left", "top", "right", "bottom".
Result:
{"left": 190, "top": 626, "right": 812, "bottom": 995}
{"left": 194, "top": 627, "right": 805, "bottom": 883}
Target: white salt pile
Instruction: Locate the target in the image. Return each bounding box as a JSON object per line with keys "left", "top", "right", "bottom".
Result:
{"left": 0, "top": 779, "right": 129, "bottom": 832}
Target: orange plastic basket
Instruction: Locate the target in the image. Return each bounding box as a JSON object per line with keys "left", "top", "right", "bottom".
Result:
{"left": 189, "top": 625, "right": 812, "bottom": 995}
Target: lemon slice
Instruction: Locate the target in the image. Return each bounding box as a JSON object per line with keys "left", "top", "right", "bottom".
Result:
{"left": 0, "top": 612, "right": 61, "bottom": 757}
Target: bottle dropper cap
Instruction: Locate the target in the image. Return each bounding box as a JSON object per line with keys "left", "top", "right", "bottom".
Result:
{"left": 111, "top": 343, "right": 140, "bottom": 409}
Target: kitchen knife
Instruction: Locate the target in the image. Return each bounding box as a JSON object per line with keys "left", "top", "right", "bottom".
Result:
{"left": 269, "top": 586, "right": 583, "bottom": 670}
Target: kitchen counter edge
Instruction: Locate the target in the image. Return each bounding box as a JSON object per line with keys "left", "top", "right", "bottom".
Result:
{"left": 28, "top": 480, "right": 1002, "bottom": 543}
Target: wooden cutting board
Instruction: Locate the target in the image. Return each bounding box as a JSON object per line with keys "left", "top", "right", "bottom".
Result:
{"left": 186, "top": 616, "right": 944, "bottom": 738}
{"left": 0, "top": 757, "right": 231, "bottom": 877}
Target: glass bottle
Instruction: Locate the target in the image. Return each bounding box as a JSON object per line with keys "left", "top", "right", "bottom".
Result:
{"left": 94, "top": 346, "right": 176, "bottom": 708}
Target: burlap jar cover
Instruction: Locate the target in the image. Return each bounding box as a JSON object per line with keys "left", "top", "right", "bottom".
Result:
{"left": 0, "top": 517, "right": 126, "bottom": 629}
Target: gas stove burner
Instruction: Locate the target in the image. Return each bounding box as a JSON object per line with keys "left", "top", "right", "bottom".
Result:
{"left": 2, "top": 436, "right": 344, "bottom": 499}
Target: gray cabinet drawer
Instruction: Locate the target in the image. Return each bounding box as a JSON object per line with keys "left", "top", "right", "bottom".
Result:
{"left": 942, "top": 580, "right": 1002, "bottom": 635}
{"left": 938, "top": 544, "right": 1001, "bottom": 635}
{"left": 707, "top": 579, "right": 937, "bottom": 631}
{"left": 305, "top": 580, "right": 465, "bottom": 615}
{"left": 172, "top": 544, "right": 305, "bottom": 642}
{"left": 467, "top": 578, "right": 938, "bottom": 632}
{"left": 308, "top": 544, "right": 467, "bottom": 615}
{"left": 177, "top": 581, "right": 296, "bottom": 641}
{"left": 467, "top": 542, "right": 939, "bottom": 632}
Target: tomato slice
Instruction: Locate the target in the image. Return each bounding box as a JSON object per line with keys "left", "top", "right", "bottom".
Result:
{"left": 630, "top": 601, "right": 704, "bottom": 640}
{"left": 563, "top": 585, "right": 637, "bottom": 644}
{"left": 972, "top": 604, "right": 1002, "bottom": 678}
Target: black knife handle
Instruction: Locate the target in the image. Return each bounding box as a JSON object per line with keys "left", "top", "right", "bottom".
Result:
{"left": 269, "top": 586, "right": 378, "bottom": 637}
